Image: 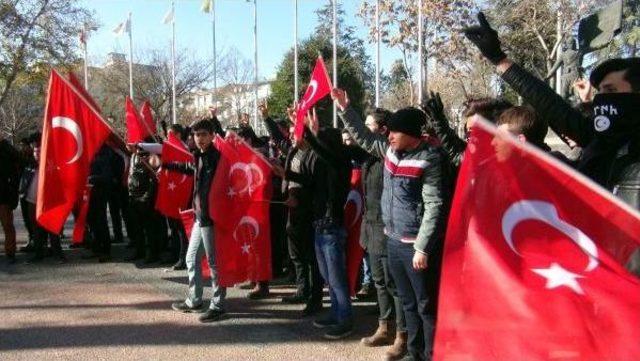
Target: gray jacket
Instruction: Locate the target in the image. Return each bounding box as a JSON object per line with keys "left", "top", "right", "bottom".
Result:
{"left": 339, "top": 107, "right": 447, "bottom": 254}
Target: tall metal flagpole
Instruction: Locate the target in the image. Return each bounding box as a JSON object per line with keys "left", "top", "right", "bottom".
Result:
{"left": 171, "top": 1, "right": 177, "bottom": 125}
{"left": 83, "top": 25, "right": 89, "bottom": 90}
{"left": 332, "top": 0, "right": 338, "bottom": 128}
{"left": 128, "top": 12, "right": 134, "bottom": 98}
{"left": 375, "top": 0, "right": 380, "bottom": 107}
{"left": 212, "top": 0, "right": 217, "bottom": 105}
{"left": 294, "top": 0, "right": 298, "bottom": 100}
{"left": 417, "top": 0, "right": 423, "bottom": 105}
{"left": 253, "top": 0, "right": 259, "bottom": 132}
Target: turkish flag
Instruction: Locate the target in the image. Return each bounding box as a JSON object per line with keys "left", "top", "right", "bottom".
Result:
{"left": 344, "top": 168, "right": 365, "bottom": 296}
{"left": 140, "top": 100, "right": 157, "bottom": 136}
{"left": 71, "top": 184, "right": 92, "bottom": 245}
{"left": 211, "top": 133, "right": 273, "bottom": 287}
{"left": 155, "top": 136, "right": 194, "bottom": 219}
{"left": 36, "top": 70, "right": 113, "bottom": 234}
{"left": 125, "top": 97, "right": 151, "bottom": 143}
{"left": 433, "top": 120, "right": 640, "bottom": 361}
{"left": 294, "top": 56, "right": 332, "bottom": 140}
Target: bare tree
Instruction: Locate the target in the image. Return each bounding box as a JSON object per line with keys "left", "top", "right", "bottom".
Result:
{"left": 215, "top": 47, "right": 254, "bottom": 126}
{"left": 90, "top": 45, "right": 218, "bottom": 135}
{"left": 0, "top": 0, "right": 94, "bottom": 109}
{"left": 359, "top": 0, "right": 478, "bottom": 104}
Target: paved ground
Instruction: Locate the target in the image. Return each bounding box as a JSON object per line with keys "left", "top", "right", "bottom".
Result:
{"left": 0, "top": 213, "right": 383, "bottom": 361}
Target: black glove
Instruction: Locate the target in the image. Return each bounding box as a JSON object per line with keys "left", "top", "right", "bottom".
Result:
{"left": 422, "top": 91, "right": 447, "bottom": 127}
{"left": 463, "top": 12, "right": 506, "bottom": 65}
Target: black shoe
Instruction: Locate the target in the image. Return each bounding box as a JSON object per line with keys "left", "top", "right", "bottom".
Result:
{"left": 26, "top": 255, "right": 44, "bottom": 264}
{"left": 124, "top": 253, "right": 144, "bottom": 262}
{"left": 68, "top": 243, "right": 83, "bottom": 249}
{"left": 238, "top": 281, "right": 255, "bottom": 290}
{"left": 199, "top": 309, "right": 225, "bottom": 323}
{"left": 56, "top": 255, "right": 67, "bottom": 264}
{"left": 171, "top": 301, "right": 205, "bottom": 313}
{"left": 19, "top": 244, "right": 34, "bottom": 253}
{"left": 81, "top": 252, "right": 99, "bottom": 260}
{"left": 247, "top": 285, "right": 269, "bottom": 300}
{"left": 172, "top": 260, "right": 186, "bottom": 270}
{"left": 143, "top": 256, "right": 160, "bottom": 265}
{"left": 356, "top": 283, "right": 376, "bottom": 300}
{"left": 313, "top": 315, "right": 338, "bottom": 329}
{"left": 302, "top": 301, "right": 323, "bottom": 317}
{"left": 282, "top": 293, "right": 307, "bottom": 304}
{"left": 323, "top": 321, "right": 353, "bottom": 340}
{"left": 98, "top": 255, "right": 112, "bottom": 263}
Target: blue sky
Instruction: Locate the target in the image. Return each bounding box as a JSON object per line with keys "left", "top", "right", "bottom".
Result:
{"left": 81, "top": 0, "right": 403, "bottom": 84}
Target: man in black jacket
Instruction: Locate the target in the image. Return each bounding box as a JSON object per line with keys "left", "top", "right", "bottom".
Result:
{"left": 86, "top": 145, "right": 117, "bottom": 263}
{"left": 303, "top": 118, "right": 353, "bottom": 340}
{"left": 358, "top": 108, "right": 408, "bottom": 360}
{"left": 171, "top": 119, "right": 227, "bottom": 323}
{"left": 261, "top": 105, "right": 324, "bottom": 314}
{"left": 464, "top": 12, "right": 640, "bottom": 274}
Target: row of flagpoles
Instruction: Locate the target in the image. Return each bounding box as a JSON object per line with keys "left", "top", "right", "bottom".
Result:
{"left": 79, "top": 0, "right": 429, "bottom": 127}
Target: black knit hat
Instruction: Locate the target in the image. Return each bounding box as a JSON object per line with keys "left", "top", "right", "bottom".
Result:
{"left": 387, "top": 107, "right": 426, "bottom": 138}
{"left": 590, "top": 57, "right": 640, "bottom": 88}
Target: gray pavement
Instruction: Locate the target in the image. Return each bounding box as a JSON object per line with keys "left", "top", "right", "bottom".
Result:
{"left": 0, "top": 213, "right": 384, "bottom": 361}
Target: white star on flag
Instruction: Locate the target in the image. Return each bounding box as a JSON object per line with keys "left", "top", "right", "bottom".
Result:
{"left": 241, "top": 243, "right": 251, "bottom": 254}
{"left": 532, "top": 263, "right": 585, "bottom": 294}
{"left": 168, "top": 182, "right": 176, "bottom": 191}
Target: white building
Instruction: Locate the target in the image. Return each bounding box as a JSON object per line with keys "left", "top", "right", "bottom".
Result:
{"left": 183, "top": 80, "right": 272, "bottom": 133}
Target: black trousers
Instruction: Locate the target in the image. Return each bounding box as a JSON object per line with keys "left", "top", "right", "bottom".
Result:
{"left": 107, "top": 187, "right": 125, "bottom": 243}
{"left": 87, "top": 186, "right": 111, "bottom": 256}
{"left": 28, "top": 203, "right": 61, "bottom": 257}
{"left": 168, "top": 218, "right": 187, "bottom": 263}
{"left": 130, "top": 199, "right": 163, "bottom": 259}
{"left": 370, "top": 251, "right": 406, "bottom": 331}
{"left": 388, "top": 238, "right": 440, "bottom": 361}
{"left": 286, "top": 210, "right": 322, "bottom": 303}
{"left": 20, "top": 197, "right": 34, "bottom": 242}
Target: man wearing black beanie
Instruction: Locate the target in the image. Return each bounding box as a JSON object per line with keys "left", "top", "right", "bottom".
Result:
{"left": 334, "top": 88, "right": 449, "bottom": 361}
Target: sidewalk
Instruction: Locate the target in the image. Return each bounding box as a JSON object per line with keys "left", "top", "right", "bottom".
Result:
{"left": 0, "top": 217, "right": 381, "bottom": 361}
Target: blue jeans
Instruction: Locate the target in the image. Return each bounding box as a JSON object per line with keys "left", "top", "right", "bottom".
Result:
{"left": 388, "top": 237, "right": 435, "bottom": 361}
{"left": 314, "top": 226, "right": 352, "bottom": 323}
{"left": 185, "top": 221, "right": 226, "bottom": 311}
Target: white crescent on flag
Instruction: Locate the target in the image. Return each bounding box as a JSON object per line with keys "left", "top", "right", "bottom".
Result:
{"left": 51, "top": 116, "right": 83, "bottom": 164}
{"left": 502, "top": 200, "right": 599, "bottom": 272}
{"left": 233, "top": 216, "right": 260, "bottom": 242}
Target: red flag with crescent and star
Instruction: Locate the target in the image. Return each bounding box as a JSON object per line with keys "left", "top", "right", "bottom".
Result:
{"left": 140, "top": 100, "right": 157, "bottom": 136}
{"left": 125, "top": 96, "right": 151, "bottom": 143}
{"left": 433, "top": 119, "right": 640, "bottom": 361}
{"left": 210, "top": 133, "right": 273, "bottom": 287}
{"left": 36, "top": 70, "right": 113, "bottom": 234}
{"left": 294, "top": 56, "right": 332, "bottom": 140}
{"left": 155, "top": 133, "right": 194, "bottom": 219}
{"left": 344, "top": 168, "right": 365, "bottom": 296}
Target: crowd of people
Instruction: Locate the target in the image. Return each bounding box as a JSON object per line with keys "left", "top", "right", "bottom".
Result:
{"left": 1, "top": 12, "right": 639, "bottom": 361}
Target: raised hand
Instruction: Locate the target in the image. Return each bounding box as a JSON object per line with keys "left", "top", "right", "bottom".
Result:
{"left": 331, "top": 88, "right": 350, "bottom": 111}
{"left": 463, "top": 12, "right": 507, "bottom": 65}
{"left": 422, "top": 91, "right": 445, "bottom": 123}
